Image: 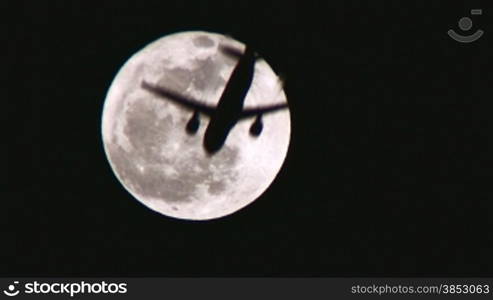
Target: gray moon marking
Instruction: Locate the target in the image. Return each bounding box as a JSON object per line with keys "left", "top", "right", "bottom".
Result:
{"left": 101, "top": 31, "right": 291, "bottom": 220}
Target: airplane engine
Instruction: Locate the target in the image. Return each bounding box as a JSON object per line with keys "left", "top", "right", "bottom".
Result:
{"left": 249, "top": 115, "right": 263, "bottom": 136}
{"left": 186, "top": 111, "right": 200, "bottom": 134}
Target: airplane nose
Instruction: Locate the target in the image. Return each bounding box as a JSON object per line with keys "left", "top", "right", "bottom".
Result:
{"left": 204, "top": 140, "right": 221, "bottom": 155}
{"left": 203, "top": 122, "right": 232, "bottom": 155}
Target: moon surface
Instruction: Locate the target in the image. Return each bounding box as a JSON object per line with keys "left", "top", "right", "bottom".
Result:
{"left": 101, "top": 31, "right": 291, "bottom": 220}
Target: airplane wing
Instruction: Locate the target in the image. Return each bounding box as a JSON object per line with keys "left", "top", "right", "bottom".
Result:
{"left": 141, "top": 81, "right": 216, "bottom": 116}
{"left": 239, "top": 103, "right": 289, "bottom": 119}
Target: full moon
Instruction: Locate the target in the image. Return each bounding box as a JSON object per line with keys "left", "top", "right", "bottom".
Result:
{"left": 101, "top": 31, "right": 291, "bottom": 220}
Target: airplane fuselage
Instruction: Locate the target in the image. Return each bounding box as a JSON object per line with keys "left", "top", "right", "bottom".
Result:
{"left": 203, "top": 46, "right": 256, "bottom": 154}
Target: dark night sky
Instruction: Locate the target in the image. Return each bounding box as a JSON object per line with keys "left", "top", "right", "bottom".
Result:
{"left": 5, "top": 1, "right": 493, "bottom": 277}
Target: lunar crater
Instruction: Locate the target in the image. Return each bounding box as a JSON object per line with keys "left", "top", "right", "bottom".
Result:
{"left": 193, "top": 35, "right": 215, "bottom": 48}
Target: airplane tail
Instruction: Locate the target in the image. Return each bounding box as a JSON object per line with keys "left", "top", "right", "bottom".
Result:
{"left": 219, "top": 45, "right": 244, "bottom": 59}
{"left": 220, "top": 44, "right": 258, "bottom": 60}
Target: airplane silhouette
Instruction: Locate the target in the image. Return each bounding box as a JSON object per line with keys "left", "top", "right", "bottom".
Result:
{"left": 141, "top": 44, "right": 288, "bottom": 155}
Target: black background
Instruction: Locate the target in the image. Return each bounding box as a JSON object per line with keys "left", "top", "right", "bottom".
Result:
{"left": 5, "top": 1, "right": 493, "bottom": 276}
